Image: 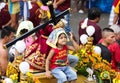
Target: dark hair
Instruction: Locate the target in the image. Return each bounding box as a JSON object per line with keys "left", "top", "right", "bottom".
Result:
{"left": 41, "top": 0, "right": 49, "bottom": 5}
{"left": 20, "top": 29, "right": 28, "bottom": 35}
{"left": 103, "top": 27, "right": 114, "bottom": 32}
{"left": 88, "top": 7, "right": 101, "bottom": 20}
{"left": 1, "top": 26, "right": 16, "bottom": 38}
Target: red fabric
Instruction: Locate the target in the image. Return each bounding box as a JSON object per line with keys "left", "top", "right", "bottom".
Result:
{"left": 24, "top": 39, "right": 45, "bottom": 71}
{"left": 24, "top": 24, "right": 53, "bottom": 71}
{"left": 36, "top": 24, "right": 53, "bottom": 57}
{"left": 29, "top": 2, "right": 41, "bottom": 27}
{"left": 50, "top": 45, "right": 68, "bottom": 70}
{"left": 38, "top": 36, "right": 51, "bottom": 57}
{"left": 109, "top": 42, "right": 120, "bottom": 63}
{"left": 0, "top": 4, "right": 10, "bottom": 29}
{"left": 36, "top": 24, "right": 53, "bottom": 37}
{"left": 113, "top": 0, "right": 119, "bottom": 7}
{"left": 56, "top": 0, "right": 70, "bottom": 11}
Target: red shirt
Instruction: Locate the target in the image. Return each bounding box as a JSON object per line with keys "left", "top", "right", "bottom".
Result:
{"left": 99, "top": 39, "right": 120, "bottom": 71}
{"left": 109, "top": 42, "right": 120, "bottom": 71}
{"left": 109, "top": 42, "right": 120, "bottom": 63}
{"left": 50, "top": 45, "right": 68, "bottom": 70}
{"left": 0, "top": 4, "right": 10, "bottom": 29}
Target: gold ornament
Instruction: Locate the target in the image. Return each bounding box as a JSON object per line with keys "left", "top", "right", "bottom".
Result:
{"left": 54, "top": 19, "right": 67, "bottom": 29}
{"left": 6, "top": 55, "right": 23, "bottom": 77}
{"left": 85, "top": 37, "right": 94, "bottom": 50}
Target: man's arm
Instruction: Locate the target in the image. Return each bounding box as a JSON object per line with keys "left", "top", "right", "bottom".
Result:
{"left": 0, "top": 49, "right": 8, "bottom": 75}
{"left": 113, "top": 13, "right": 119, "bottom": 24}
{"left": 113, "top": 2, "right": 120, "bottom": 24}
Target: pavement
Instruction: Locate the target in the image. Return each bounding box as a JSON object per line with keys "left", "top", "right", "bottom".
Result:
{"left": 70, "top": 10, "right": 110, "bottom": 42}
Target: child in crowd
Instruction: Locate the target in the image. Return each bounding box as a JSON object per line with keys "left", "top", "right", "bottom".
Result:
{"left": 45, "top": 28, "right": 78, "bottom": 83}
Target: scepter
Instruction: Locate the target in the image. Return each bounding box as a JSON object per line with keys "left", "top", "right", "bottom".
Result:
{"left": 4, "top": 1, "right": 71, "bottom": 48}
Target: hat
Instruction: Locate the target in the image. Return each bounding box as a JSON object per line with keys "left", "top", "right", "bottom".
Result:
{"left": 16, "top": 21, "right": 34, "bottom": 37}
{"left": 46, "top": 28, "right": 69, "bottom": 48}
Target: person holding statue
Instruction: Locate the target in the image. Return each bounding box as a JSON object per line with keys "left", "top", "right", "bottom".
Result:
{"left": 0, "top": 26, "right": 16, "bottom": 76}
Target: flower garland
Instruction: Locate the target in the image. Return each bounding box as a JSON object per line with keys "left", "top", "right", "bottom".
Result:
{"left": 72, "top": 25, "right": 116, "bottom": 82}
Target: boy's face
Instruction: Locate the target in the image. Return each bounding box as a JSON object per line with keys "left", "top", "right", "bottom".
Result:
{"left": 57, "top": 33, "right": 67, "bottom": 46}
{"left": 104, "top": 32, "right": 116, "bottom": 45}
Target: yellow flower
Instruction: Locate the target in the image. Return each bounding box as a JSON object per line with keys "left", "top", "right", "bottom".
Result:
{"left": 26, "top": 72, "right": 33, "bottom": 78}
{"left": 113, "top": 78, "right": 120, "bottom": 83}
{"left": 10, "top": 74, "right": 18, "bottom": 80}
{"left": 75, "top": 43, "right": 116, "bottom": 79}
{"left": 83, "top": 58, "right": 89, "bottom": 63}
{"left": 81, "top": 49, "right": 86, "bottom": 54}
{"left": 100, "top": 71, "right": 110, "bottom": 79}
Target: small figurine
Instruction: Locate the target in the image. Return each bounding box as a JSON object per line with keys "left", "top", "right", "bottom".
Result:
{"left": 86, "top": 67, "right": 94, "bottom": 81}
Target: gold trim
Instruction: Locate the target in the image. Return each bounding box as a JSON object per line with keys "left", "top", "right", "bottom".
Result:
{"left": 25, "top": 59, "right": 45, "bottom": 70}
{"left": 41, "top": 35, "right": 48, "bottom": 39}
{"left": 3, "top": 45, "right": 7, "bottom": 49}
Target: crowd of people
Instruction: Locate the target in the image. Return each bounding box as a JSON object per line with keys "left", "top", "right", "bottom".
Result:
{"left": 0, "top": 0, "right": 120, "bottom": 83}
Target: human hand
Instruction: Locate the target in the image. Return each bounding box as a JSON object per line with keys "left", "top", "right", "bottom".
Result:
{"left": 53, "top": 3, "right": 57, "bottom": 9}
{"left": 45, "top": 71, "right": 53, "bottom": 78}
{"left": 69, "top": 32, "right": 74, "bottom": 40}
